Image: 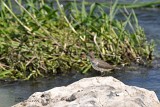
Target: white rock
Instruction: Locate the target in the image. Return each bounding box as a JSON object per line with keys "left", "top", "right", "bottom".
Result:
{"left": 12, "top": 76, "right": 160, "bottom": 107}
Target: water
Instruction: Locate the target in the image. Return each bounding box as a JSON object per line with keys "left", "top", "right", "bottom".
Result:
{"left": 136, "top": 8, "right": 160, "bottom": 54}
{"left": 1, "top": 2, "right": 160, "bottom": 107}
{"left": 0, "top": 72, "right": 96, "bottom": 107}
{"left": 116, "top": 7, "right": 160, "bottom": 99}
{"left": 114, "top": 64, "right": 160, "bottom": 99}
{"left": 1, "top": 64, "right": 160, "bottom": 107}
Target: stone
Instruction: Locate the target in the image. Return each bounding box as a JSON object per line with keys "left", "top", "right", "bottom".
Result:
{"left": 12, "top": 76, "right": 160, "bottom": 107}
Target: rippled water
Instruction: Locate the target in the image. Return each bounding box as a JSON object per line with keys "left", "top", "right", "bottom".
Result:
{"left": 1, "top": 2, "right": 160, "bottom": 107}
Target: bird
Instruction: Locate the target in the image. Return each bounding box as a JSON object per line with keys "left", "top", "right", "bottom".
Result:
{"left": 87, "top": 52, "right": 120, "bottom": 75}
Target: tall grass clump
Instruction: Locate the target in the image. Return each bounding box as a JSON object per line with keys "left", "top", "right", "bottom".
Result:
{"left": 0, "top": 0, "right": 154, "bottom": 80}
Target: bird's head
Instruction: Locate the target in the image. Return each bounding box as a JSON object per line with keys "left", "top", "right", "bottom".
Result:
{"left": 86, "top": 51, "right": 96, "bottom": 61}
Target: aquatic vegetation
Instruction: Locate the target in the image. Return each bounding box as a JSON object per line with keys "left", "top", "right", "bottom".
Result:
{"left": 0, "top": 0, "right": 154, "bottom": 80}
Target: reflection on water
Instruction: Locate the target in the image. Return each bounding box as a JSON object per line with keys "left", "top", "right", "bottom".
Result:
{"left": 1, "top": 2, "right": 160, "bottom": 107}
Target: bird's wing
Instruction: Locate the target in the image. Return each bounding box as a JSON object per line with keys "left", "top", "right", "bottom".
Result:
{"left": 93, "top": 59, "right": 114, "bottom": 69}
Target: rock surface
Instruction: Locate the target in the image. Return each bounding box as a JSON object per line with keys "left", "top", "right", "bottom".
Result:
{"left": 12, "top": 76, "right": 160, "bottom": 107}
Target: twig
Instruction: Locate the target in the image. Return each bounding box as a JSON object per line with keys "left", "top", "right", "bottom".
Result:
{"left": 26, "top": 56, "right": 36, "bottom": 66}
{"left": 93, "top": 34, "right": 103, "bottom": 59}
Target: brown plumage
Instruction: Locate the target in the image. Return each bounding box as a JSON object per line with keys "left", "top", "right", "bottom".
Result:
{"left": 88, "top": 52, "right": 119, "bottom": 75}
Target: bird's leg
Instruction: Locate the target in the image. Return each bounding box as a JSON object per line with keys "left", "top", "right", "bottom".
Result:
{"left": 101, "top": 71, "right": 105, "bottom": 76}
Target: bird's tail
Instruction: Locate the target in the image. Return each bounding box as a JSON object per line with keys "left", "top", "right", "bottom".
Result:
{"left": 115, "top": 67, "right": 121, "bottom": 70}
{"left": 113, "top": 66, "right": 121, "bottom": 70}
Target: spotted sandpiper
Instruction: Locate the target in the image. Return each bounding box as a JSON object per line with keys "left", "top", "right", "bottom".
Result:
{"left": 87, "top": 52, "right": 120, "bottom": 75}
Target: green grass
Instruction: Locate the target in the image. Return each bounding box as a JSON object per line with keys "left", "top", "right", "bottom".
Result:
{"left": 0, "top": 0, "right": 154, "bottom": 80}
